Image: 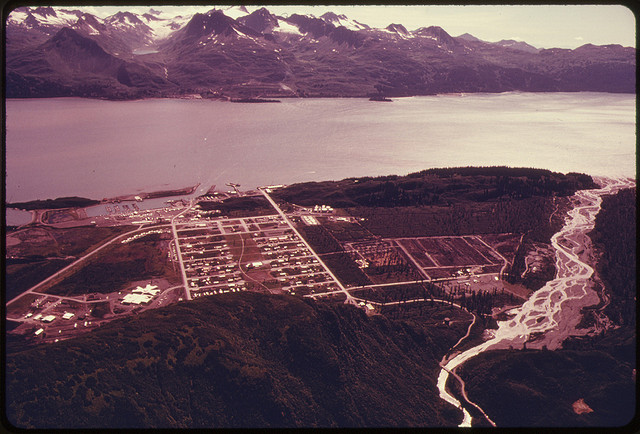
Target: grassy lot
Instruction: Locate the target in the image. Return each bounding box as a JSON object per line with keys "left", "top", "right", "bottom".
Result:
{"left": 6, "top": 259, "right": 74, "bottom": 301}
{"left": 43, "top": 233, "right": 179, "bottom": 297}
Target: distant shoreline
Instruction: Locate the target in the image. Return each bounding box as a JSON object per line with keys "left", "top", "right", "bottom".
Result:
{"left": 7, "top": 184, "right": 200, "bottom": 211}
{"left": 5, "top": 89, "right": 636, "bottom": 104}
{"left": 103, "top": 183, "right": 200, "bottom": 203}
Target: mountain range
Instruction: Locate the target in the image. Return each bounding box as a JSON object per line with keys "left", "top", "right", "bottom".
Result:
{"left": 5, "top": 6, "right": 636, "bottom": 99}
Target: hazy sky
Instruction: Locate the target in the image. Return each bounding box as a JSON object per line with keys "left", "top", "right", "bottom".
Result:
{"left": 70, "top": 5, "right": 635, "bottom": 49}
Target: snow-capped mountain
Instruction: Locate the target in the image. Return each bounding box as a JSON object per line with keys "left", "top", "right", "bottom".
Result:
{"left": 5, "top": 6, "right": 635, "bottom": 99}
{"left": 385, "top": 24, "right": 410, "bottom": 37}
{"left": 492, "top": 39, "right": 540, "bottom": 54}
{"left": 319, "top": 12, "right": 370, "bottom": 31}
{"left": 137, "top": 10, "right": 193, "bottom": 40}
{"left": 7, "top": 6, "right": 83, "bottom": 31}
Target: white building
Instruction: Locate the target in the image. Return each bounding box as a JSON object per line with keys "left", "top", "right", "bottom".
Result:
{"left": 132, "top": 284, "right": 160, "bottom": 296}
{"left": 122, "top": 293, "right": 153, "bottom": 305}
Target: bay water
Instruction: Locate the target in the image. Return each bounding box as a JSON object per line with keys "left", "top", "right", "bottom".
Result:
{"left": 6, "top": 92, "right": 635, "bottom": 207}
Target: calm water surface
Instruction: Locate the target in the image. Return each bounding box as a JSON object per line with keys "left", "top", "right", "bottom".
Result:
{"left": 6, "top": 92, "right": 635, "bottom": 205}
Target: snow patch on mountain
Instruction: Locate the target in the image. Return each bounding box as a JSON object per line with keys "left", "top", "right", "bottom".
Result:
{"left": 273, "top": 19, "right": 303, "bottom": 36}
{"left": 141, "top": 14, "right": 190, "bottom": 40}
{"left": 8, "top": 7, "right": 82, "bottom": 28}
{"left": 216, "top": 6, "right": 251, "bottom": 20}
{"left": 7, "top": 10, "right": 28, "bottom": 24}
{"left": 320, "top": 12, "right": 369, "bottom": 31}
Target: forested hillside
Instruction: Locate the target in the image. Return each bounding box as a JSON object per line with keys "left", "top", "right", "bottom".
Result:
{"left": 457, "top": 186, "right": 637, "bottom": 428}
{"left": 590, "top": 187, "right": 636, "bottom": 326}
{"left": 274, "top": 167, "right": 596, "bottom": 209}
{"left": 6, "top": 293, "right": 465, "bottom": 428}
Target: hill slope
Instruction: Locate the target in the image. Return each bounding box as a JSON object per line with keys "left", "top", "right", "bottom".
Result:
{"left": 6, "top": 293, "right": 466, "bottom": 428}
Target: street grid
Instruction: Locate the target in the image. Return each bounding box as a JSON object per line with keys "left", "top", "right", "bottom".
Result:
{"left": 7, "top": 186, "right": 523, "bottom": 342}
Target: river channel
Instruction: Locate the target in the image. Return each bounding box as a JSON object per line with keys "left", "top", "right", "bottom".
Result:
{"left": 436, "top": 176, "right": 636, "bottom": 427}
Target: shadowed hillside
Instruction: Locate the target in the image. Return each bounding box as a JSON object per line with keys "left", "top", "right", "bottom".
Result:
{"left": 6, "top": 292, "right": 466, "bottom": 428}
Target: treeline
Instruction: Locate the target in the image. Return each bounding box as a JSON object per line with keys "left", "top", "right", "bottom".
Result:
{"left": 321, "top": 253, "right": 372, "bottom": 287}
{"left": 351, "top": 196, "right": 560, "bottom": 239}
{"left": 589, "top": 187, "right": 636, "bottom": 326}
{"left": 351, "top": 283, "right": 433, "bottom": 303}
{"left": 454, "top": 287, "right": 515, "bottom": 319}
{"left": 273, "top": 167, "right": 596, "bottom": 209}
{"left": 363, "top": 253, "right": 422, "bottom": 282}
{"left": 8, "top": 196, "right": 100, "bottom": 210}
{"left": 296, "top": 225, "right": 343, "bottom": 254}
{"left": 197, "top": 196, "right": 274, "bottom": 217}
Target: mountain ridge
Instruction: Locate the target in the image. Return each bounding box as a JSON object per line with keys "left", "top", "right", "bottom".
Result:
{"left": 6, "top": 6, "right": 636, "bottom": 99}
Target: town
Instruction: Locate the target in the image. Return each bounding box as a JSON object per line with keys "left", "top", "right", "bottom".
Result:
{"left": 6, "top": 184, "right": 526, "bottom": 344}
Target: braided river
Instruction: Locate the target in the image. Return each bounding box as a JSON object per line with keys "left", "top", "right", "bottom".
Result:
{"left": 436, "top": 176, "right": 636, "bottom": 427}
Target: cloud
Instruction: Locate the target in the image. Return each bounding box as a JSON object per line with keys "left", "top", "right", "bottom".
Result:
{"left": 574, "top": 36, "right": 584, "bottom": 40}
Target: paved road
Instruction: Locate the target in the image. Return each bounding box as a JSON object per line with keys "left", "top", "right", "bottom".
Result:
{"left": 260, "top": 188, "right": 357, "bottom": 306}
{"left": 170, "top": 200, "right": 195, "bottom": 300}
{"left": 5, "top": 224, "right": 169, "bottom": 306}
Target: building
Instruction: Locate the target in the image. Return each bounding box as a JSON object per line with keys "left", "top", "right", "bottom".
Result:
{"left": 132, "top": 284, "right": 160, "bottom": 296}
{"left": 122, "top": 293, "right": 153, "bottom": 305}
{"left": 313, "top": 205, "right": 334, "bottom": 213}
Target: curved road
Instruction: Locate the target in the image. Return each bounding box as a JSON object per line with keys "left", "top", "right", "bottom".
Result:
{"left": 436, "top": 176, "right": 635, "bottom": 427}
{"left": 6, "top": 224, "right": 171, "bottom": 306}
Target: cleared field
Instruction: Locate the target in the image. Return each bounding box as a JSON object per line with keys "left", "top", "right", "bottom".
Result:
{"left": 225, "top": 233, "right": 262, "bottom": 263}
{"left": 397, "top": 235, "right": 508, "bottom": 270}
{"left": 6, "top": 293, "right": 45, "bottom": 318}
{"left": 396, "top": 239, "right": 438, "bottom": 268}
{"left": 399, "top": 237, "right": 485, "bottom": 268}
{"left": 176, "top": 228, "right": 211, "bottom": 237}
{"left": 480, "top": 233, "right": 523, "bottom": 263}
{"left": 348, "top": 240, "right": 422, "bottom": 279}
{"left": 431, "top": 237, "right": 489, "bottom": 267}
{"left": 464, "top": 236, "right": 504, "bottom": 263}
{"left": 428, "top": 268, "right": 460, "bottom": 279}
{"left": 482, "top": 264, "right": 503, "bottom": 274}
